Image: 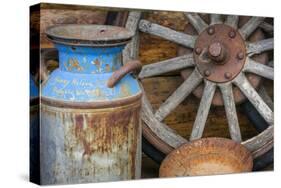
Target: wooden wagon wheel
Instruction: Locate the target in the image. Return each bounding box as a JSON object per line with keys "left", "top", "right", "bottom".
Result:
{"left": 123, "top": 12, "right": 274, "bottom": 160}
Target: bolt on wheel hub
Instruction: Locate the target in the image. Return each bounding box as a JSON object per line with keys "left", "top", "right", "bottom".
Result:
{"left": 194, "top": 24, "right": 246, "bottom": 83}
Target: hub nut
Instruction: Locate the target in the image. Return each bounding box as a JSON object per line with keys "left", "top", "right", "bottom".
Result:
{"left": 208, "top": 42, "right": 226, "bottom": 63}
{"left": 209, "top": 43, "right": 222, "bottom": 57}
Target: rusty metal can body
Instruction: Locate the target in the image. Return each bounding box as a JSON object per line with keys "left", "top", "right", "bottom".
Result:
{"left": 40, "top": 95, "right": 142, "bottom": 184}
{"left": 40, "top": 25, "right": 142, "bottom": 185}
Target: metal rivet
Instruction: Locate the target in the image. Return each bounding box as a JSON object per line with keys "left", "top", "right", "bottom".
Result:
{"left": 224, "top": 72, "right": 232, "bottom": 79}
{"left": 208, "top": 27, "right": 215, "bottom": 35}
{"left": 237, "top": 52, "right": 244, "bottom": 60}
{"left": 195, "top": 47, "right": 202, "bottom": 55}
{"left": 228, "top": 30, "right": 236, "bottom": 38}
{"left": 204, "top": 70, "right": 211, "bottom": 77}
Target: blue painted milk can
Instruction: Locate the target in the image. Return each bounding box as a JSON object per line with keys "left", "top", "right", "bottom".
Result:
{"left": 41, "top": 25, "right": 142, "bottom": 184}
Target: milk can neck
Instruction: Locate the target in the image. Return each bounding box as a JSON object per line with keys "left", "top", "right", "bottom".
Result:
{"left": 56, "top": 44, "right": 124, "bottom": 74}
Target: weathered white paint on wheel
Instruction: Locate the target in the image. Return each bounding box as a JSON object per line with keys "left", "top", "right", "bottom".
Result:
{"left": 239, "top": 17, "right": 265, "bottom": 39}
{"left": 233, "top": 73, "right": 273, "bottom": 125}
{"left": 219, "top": 83, "right": 242, "bottom": 142}
{"left": 139, "top": 19, "right": 197, "bottom": 48}
{"left": 190, "top": 81, "right": 216, "bottom": 141}
{"left": 125, "top": 11, "right": 142, "bottom": 32}
{"left": 184, "top": 13, "right": 208, "bottom": 33}
{"left": 225, "top": 15, "right": 239, "bottom": 29}
{"left": 138, "top": 54, "right": 195, "bottom": 79}
{"left": 154, "top": 69, "right": 203, "bottom": 122}
{"left": 268, "top": 60, "right": 273, "bottom": 68}
{"left": 243, "top": 58, "right": 274, "bottom": 80}
{"left": 242, "top": 126, "right": 273, "bottom": 158}
{"left": 247, "top": 38, "right": 274, "bottom": 56}
{"left": 258, "top": 86, "right": 274, "bottom": 110}
{"left": 259, "top": 21, "right": 273, "bottom": 35}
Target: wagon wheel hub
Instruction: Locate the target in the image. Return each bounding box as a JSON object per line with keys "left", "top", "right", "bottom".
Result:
{"left": 193, "top": 24, "right": 246, "bottom": 83}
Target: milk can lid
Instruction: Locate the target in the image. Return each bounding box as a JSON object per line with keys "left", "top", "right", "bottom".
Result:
{"left": 45, "top": 24, "right": 134, "bottom": 47}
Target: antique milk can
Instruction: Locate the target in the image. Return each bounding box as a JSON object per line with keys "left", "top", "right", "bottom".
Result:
{"left": 41, "top": 25, "right": 142, "bottom": 185}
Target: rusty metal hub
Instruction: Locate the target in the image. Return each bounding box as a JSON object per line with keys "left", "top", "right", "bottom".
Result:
{"left": 194, "top": 24, "right": 246, "bottom": 83}
{"left": 179, "top": 16, "right": 268, "bottom": 106}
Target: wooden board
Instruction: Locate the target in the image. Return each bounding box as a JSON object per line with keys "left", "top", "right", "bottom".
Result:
{"left": 139, "top": 11, "right": 187, "bottom": 66}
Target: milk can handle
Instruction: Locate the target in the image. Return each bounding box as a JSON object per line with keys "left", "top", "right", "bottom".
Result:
{"left": 107, "top": 60, "right": 142, "bottom": 88}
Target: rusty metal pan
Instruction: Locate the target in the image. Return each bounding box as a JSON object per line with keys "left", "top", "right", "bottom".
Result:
{"left": 159, "top": 137, "right": 253, "bottom": 177}
{"left": 45, "top": 24, "right": 134, "bottom": 47}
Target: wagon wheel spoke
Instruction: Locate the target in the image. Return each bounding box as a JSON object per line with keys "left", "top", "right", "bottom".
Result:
{"left": 210, "top": 14, "right": 223, "bottom": 25}
{"left": 225, "top": 15, "right": 239, "bottom": 29}
{"left": 242, "top": 126, "right": 273, "bottom": 157}
{"left": 259, "top": 86, "right": 274, "bottom": 110}
{"left": 259, "top": 21, "right": 273, "bottom": 35}
{"left": 141, "top": 88, "right": 187, "bottom": 147}
{"left": 154, "top": 69, "right": 203, "bottom": 122}
{"left": 139, "top": 54, "right": 195, "bottom": 79}
{"left": 219, "top": 83, "right": 242, "bottom": 142}
{"left": 184, "top": 13, "right": 208, "bottom": 33}
{"left": 190, "top": 81, "right": 216, "bottom": 141}
{"left": 268, "top": 60, "right": 274, "bottom": 67}
{"left": 123, "top": 11, "right": 142, "bottom": 63}
{"left": 239, "top": 17, "right": 265, "bottom": 39}
{"left": 234, "top": 73, "right": 273, "bottom": 125}
{"left": 247, "top": 38, "right": 274, "bottom": 56}
{"left": 139, "top": 19, "right": 197, "bottom": 48}
{"left": 243, "top": 58, "right": 274, "bottom": 80}
{"left": 125, "top": 11, "right": 142, "bottom": 32}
